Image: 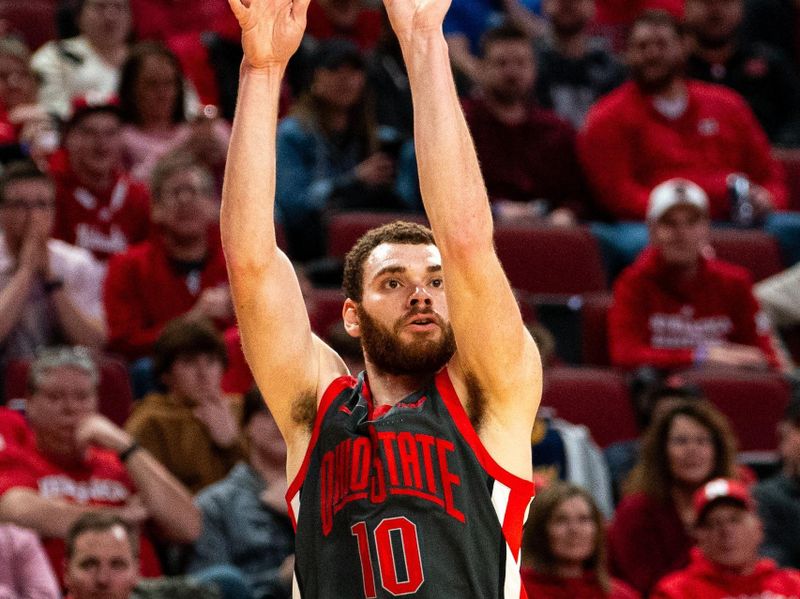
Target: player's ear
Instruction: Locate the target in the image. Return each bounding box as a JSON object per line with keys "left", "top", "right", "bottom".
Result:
{"left": 343, "top": 299, "right": 361, "bottom": 337}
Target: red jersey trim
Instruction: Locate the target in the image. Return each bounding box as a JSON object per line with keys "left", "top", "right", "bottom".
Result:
{"left": 286, "top": 375, "right": 358, "bottom": 529}
{"left": 435, "top": 369, "right": 534, "bottom": 496}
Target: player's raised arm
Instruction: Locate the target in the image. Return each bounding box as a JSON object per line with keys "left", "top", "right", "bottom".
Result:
{"left": 221, "top": 0, "right": 346, "bottom": 440}
{"left": 383, "top": 0, "right": 541, "bottom": 429}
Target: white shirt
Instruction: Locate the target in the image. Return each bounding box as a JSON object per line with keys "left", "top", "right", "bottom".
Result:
{"left": 0, "top": 234, "right": 105, "bottom": 362}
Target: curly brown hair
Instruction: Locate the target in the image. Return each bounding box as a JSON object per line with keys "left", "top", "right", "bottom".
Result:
{"left": 522, "top": 482, "right": 612, "bottom": 593}
{"left": 624, "top": 399, "right": 738, "bottom": 501}
{"left": 342, "top": 221, "right": 436, "bottom": 302}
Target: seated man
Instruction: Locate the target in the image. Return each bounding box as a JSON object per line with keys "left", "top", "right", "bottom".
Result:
{"left": 578, "top": 10, "right": 800, "bottom": 273}
{"left": 535, "top": 0, "right": 626, "bottom": 128}
{"left": 0, "top": 161, "right": 106, "bottom": 369}
{"left": 65, "top": 512, "right": 247, "bottom": 599}
{"left": 608, "top": 178, "right": 780, "bottom": 371}
{"left": 125, "top": 317, "right": 244, "bottom": 494}
{"left": 684, "top": 0, "right": 800, "bottom": 146}
{"left": 0, "top": 346, "right": 200, "bottom": 583}
{"left": 188, "top": 388, "right": 294, "bottom": 599}
{"left": 463, "top": 24, "right": 590, "bottom": 225}
{"left": 652, "top": 478, "right": 800, "bottom": 598}
{"left": 104, "top": 151, "right": 233, "bottom": 360}
{"left": 753, "top": 398, "right": 800, "bottom": 569}
{"left": 50, "top": 97, "right": 151, "bottom": 262}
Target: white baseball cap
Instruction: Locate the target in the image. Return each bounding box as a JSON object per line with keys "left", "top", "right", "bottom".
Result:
{"left": 647, "top": 178, "right": 709, "bottom": 222}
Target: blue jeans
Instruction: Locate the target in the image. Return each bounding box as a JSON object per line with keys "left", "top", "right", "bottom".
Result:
{"left": 191, "top": 565, "right": 256, "bottom": 599}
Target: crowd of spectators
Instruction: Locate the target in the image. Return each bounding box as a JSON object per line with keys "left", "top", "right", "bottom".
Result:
{"left": 1, "top": 0, "right": 800, "bottom": 596}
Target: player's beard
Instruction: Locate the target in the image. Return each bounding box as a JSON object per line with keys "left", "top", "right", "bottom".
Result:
{"left": 357, "top": 304, "right": 456, "bottom": 377}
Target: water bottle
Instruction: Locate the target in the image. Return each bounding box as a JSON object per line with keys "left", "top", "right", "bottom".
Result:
{"left": 727, "top": 173, "right": 755, "bottom": 228}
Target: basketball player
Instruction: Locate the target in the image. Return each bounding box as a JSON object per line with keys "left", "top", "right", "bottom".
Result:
{"left": 221, "top": 0, "right": 542, "bottom": 595}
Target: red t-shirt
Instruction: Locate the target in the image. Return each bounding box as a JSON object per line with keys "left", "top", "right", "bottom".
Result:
{"left": 652, "top": 548, "right": 800, "bottom": 599}
{"left": 50, "top": 154, "right": 151, "bottom": 262}
{"left": 0, "top": 443, "right": 161, "bottom": 584}
{"left": 0, "top": 408, "right": 34, "bottom": 452}
{"left": 608, "top": 247, "right": 780, "bottom": 370}
{"left": 521, "top": 568, "right": 641, "bottom": 599}
{"left": 578, "top": 81, "right": 787, "bottom": 221}
{"left": 103, "top": 231, "right": 231, "bottom": 359}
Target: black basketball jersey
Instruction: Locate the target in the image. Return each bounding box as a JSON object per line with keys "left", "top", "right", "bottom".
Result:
{"left": 286, "top": 369, "right": 534, "bottom": 598}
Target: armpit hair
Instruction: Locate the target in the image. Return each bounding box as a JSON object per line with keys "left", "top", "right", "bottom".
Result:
{"left": 464, "top": 372, "right": 487, "bottom": 432}
{"left": 291, "top": 391, "right": 318, "bottom": 432}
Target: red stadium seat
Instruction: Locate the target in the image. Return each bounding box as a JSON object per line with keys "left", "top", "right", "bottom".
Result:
{"left": 775, "top": 148, "right": 800, "bottom": 212}
{"left": 541, "top": 366, "right": 637, "bottom": 447}
{"left": 494, "top": 224, "right": 607, "bottom": 295}
{"left": 709, "top": 229, "right": 785, "bottom": 282}
{"left": 4, "top": 354, "right": 134, "bottom": 427}
{"left": 0, "top": 0, "right": 56, "bottom": 51}
{"left": 326, "top": 212, "right": 428, "bottom": 259}
{"left": 679, "top": 369, "right": 791, "bottom": 453}
{"left": 309, "top": 287, "right": 346, "bottom": 337}
{"left": 581, "top": 292, "right": 613, "bottom": 366}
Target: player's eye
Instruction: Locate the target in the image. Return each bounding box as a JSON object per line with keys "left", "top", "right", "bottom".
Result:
{"left": 430, "top": 278, "right": 443, "bottom": 288}
{"left": 386, "top": 279, "right": 400, "bottom": 289}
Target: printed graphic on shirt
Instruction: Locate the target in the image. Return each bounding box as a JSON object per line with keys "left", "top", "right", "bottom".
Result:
{"left": 650, "top": 308, "right": 733, "bottom": 348}
{"left": 39, "top": 475, "right": 129, "bottom": 503}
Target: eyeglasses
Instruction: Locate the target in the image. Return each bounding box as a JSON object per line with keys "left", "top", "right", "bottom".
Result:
{"left": 160, "top": 183, "right": 211, "bottom": 203}
{"left": 84, "top": 0, "right": 129, "bottom": 12}
{"left": 1, "top": 199, "right": 54, "bottom": 210}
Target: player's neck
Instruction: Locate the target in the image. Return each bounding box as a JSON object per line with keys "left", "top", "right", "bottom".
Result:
{"left": 364, "top": 362, "right": 431, "bottom": 408}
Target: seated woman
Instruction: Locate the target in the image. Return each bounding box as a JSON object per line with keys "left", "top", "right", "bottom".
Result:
{"left": 521, "top": 482, "right": 639, "bottom": 599}
{"left": 276, "top": 38, "right": 420, "bottom": 262}
{"left": 607, "top": 399, "right": 741, "bottom": 595}
{"left": 30, "top": 0, "right": 132, "bottom": 119}
{"left": 118, "top": 41, "right": 229, "bottom": 186}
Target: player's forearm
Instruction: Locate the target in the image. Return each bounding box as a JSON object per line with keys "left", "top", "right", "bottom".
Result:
{"left": 399, "top": 31, "right": 494, "bottom": 251}
{"left": 221, "top": 63, "right": 286, "bottom": 273}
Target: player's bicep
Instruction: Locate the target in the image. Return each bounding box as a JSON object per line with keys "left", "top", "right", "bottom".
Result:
{"left": 228, "top": 250, "right": 332, "bottom": 435}
{"left": 443, "top": 249, "right": 541, "bottom": 415}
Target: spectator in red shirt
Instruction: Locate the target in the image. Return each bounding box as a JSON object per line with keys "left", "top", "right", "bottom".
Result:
{"left": 652, "top": 478, "right": 800, "bottom": 598}
{"left": 608, "top": 178, "right": 781, "bottom": 371}
{"left": 608, "top": 399, "right": 740, "bottom": 595}
{"left": 0, "top": 346, "right": 200, "bottom": 585}
{"left": 51, "top": 98, "right": 151, "bottom": 262}
{"left": 463, "top": 24, "right": 590, "bottom": 225}
{"left": 104, "top": 151, "right": 233, "bottom": 361}
{"left": 578, "top": 10, "right": 800, "bottom": 275}
{"left": 521, "top": 482, "right": 640, "bottom": 599}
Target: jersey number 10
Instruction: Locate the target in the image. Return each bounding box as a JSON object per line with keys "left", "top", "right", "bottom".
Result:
{"left": 351, "top": 517, "right": 425, "bottom": 597}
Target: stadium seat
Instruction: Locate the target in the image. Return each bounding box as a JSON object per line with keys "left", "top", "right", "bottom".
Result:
{"left": 580, "top": 292, "right": 613, "bottom": 366}
{"left": 679, "top": 370, "right": 791, "bottom": 453}
{"left": 0, "top": 0, "right": 57, "bottom": 51}
{"left": 493, "top": 224, "right": 607, "bottom": 295}
{"left": 326, "top": 211, "right": 428, "bottom": 259}
{"left": 541, "top": 366, "right": 637, "bottom": 447}
{"left": 309, "top": 287, "right": 346, "bottom": 337}
{"left": 775, "top": 148, "right": 800, "bottom": 212}
{"left": 709, "top": 229, "right": 784, "bottom": 282}
{"left": 4, "top": 354, "right": 135, "bottom": 427}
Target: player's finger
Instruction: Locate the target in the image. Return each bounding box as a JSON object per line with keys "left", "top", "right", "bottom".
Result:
{"left": 291, "top": 0, "right": 312, "bottom": 24}
{"left": 226, "top": 0, "right": 248, "bottom": 22}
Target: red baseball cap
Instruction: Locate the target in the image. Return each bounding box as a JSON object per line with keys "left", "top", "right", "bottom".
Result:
{"left": 693, "top": 478, "right": 754, "bottom": 525}
{"left": 65, "top": 93, "right": 121, "bottom": 131}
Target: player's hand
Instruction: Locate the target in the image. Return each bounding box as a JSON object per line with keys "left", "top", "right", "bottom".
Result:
{"left": 383, "top": 0, "right": 451, "bottom": 41}
{"left": 75, "top": 414, "right": 133, "bottom": 454}
{"left": 227, "top": 0, "right": 311, "bottom": 69}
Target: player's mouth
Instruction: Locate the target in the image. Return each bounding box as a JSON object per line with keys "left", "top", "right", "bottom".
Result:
{"left": 405, "top": 315, "right": 440, "bottom": 331}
